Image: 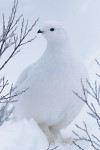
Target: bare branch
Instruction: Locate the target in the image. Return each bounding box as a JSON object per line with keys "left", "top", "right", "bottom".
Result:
{"left": 0, "top": 0, "right": 39, "bottom": 70}
{"left": 0, "top": 0, "right": 38, "bottom": 125}
{"left": 73, "top": 122, "right": 100, "bottom": 150}
{"left": 73, "top": 62, "right": 100, "bottom": 150}
{"left": 47, "top": 143, "right": 59, "bottom": 150}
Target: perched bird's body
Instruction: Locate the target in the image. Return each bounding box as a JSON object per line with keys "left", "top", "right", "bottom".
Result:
{"left": 14, "top": 21, "right": 88, "bottom": 143}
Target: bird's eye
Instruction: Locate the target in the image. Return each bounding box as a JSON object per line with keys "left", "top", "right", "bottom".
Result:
{"left": 50, "top": 28, "right": 55, "bottom": 31}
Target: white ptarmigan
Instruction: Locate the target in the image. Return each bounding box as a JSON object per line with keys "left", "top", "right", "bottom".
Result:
{"left": 14, "top": 21, "right": 88, "bottom": 143}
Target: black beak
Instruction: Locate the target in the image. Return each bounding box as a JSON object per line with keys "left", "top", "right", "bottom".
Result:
{"left": 37, "top": 29, "right": 44, "bottom": 34}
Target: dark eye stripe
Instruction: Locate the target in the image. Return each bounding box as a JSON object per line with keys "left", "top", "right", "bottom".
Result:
{"left": 50, "top": 28, "right": 55, "bottom": 31}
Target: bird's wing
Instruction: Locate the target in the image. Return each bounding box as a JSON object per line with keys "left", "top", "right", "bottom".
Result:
{"left": 15, "top": 64, "right": 33, "bottom": 87}
{"left": 15, "top": 55, "right": 43, "bottom": 89}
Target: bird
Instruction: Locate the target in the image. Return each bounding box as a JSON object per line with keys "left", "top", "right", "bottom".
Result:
{"left": 14, "top": 21, "right": 88, "bottom": 144}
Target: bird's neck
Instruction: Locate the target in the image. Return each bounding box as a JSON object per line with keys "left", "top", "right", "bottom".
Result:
{"left": 44, "top": 38, "right": 72, "bottom": 60}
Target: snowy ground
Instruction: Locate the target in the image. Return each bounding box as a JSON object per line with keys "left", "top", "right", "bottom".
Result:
{"left": 0, "top": 107, "right": 93, "bottom": 150}
{"left": 0, "top": 117, "right": 89, "bottom": 150}
{"left": 0, "top": 119, "right": 48, "bottom": 150}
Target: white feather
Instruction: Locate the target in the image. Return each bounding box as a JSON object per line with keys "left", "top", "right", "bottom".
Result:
{"left": 14, "top": 21, "right": 88, "bottom": 142}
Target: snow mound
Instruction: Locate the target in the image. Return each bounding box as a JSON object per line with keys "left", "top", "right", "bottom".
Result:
{"left": 0, "top": 119, "right": 48, "bottom": 150}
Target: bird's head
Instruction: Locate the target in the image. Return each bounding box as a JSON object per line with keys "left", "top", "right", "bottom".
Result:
{"left": 37, "top": 21, "right": 67, "bottom": 45}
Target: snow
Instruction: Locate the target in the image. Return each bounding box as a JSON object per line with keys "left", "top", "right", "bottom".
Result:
{"left": 0, "top": 105, "right": 95, "bottom": 150}
{"left": 0, "top": 108, "right": 92, "bottom": 150}
{"left": 0, "top": 119, "right": 76, "bottom": 150}
{"left": 0, "top": 119, "right": 48, "bottom": 150}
